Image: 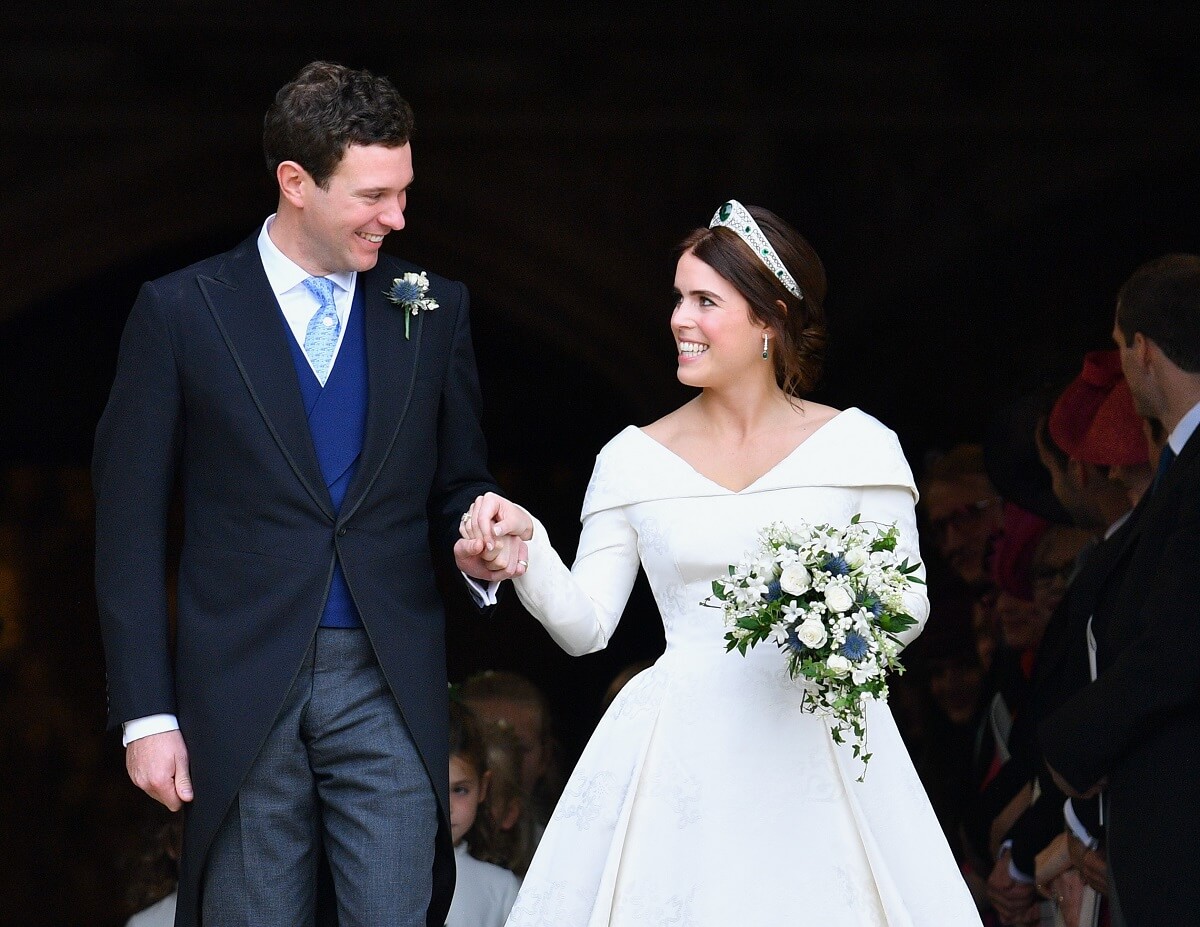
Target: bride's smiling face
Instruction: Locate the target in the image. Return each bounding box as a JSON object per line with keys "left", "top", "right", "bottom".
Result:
{"left": 671, "top": 250, "right": 767, "bottom": 389}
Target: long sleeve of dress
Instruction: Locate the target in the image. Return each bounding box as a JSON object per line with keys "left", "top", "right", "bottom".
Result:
{"left": 858, "top": 483, "right": 930, "bottom": 649}
{"left": 513, "top": 506, "right": 641, "bottom": 656}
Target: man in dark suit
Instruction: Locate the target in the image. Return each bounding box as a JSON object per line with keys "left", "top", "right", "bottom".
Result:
{"left": 1043, "top": 253, "right": 1200, "bottom": 926}
{"left": 94, "top": 62, "right": 519, "bottom": 927}
{"left": 984, "top": 352, "right": 1146, "bottom": 923}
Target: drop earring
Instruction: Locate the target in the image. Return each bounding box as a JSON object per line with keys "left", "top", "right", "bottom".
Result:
{"left": 762, "top": 334, "right": 769, "bottom": 359}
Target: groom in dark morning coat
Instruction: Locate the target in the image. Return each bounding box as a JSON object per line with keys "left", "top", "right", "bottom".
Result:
{"left": 94, "top": 62, "right": 520, "bottom": 927}
{"left": 1042, "top": 254, "right": 1200, "bottom": 926}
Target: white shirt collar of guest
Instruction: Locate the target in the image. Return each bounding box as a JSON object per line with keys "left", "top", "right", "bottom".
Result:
{"left": 1168, "top": 399, "right": 1200, "bottom": 455}
{"left": 256, "top": 215, "right": 356, "bottom": 301}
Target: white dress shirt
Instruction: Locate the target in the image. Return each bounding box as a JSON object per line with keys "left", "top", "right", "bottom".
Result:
{"left": 1168, "top": 399, "right": 1200, "bottom": 456}
{"left": 257, "top": 215, "right": 355, "bottom": 374}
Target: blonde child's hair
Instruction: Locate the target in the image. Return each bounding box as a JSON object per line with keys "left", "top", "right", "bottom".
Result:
{"left": 477, "top": 719, "right": 537, "bottom": 877}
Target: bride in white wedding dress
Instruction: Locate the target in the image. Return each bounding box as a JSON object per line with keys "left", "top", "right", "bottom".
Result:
{"left": 459, "top": 201, "right": 982, "bottom": 926}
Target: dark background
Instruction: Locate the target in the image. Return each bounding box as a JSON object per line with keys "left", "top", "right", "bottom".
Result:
{"left": 3, "top": 3, "right": 1200, "bottom": 923}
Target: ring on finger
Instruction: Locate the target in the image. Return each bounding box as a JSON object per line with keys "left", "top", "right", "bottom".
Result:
{"left": 461, "top": 513, "right": 471, "bottom": 523}
{"left": 517, "top": 559, "right": 529, "bottom": 568}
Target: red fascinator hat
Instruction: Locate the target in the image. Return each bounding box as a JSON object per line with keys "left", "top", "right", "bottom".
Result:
{"left": 1049, "top": 350, "right": 1148, "bottom": 468}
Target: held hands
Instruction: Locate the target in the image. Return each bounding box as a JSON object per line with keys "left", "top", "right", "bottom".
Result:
{"left": 986, "top": 849, "right": 1039, "bottom": 925}
{"left": 1038, "top": 869, "right": 1088, "bottom": 926}
{"left": 126, "top": 729, "right": 193, "bottom": 811}
{"left": 1066, "top": 830, "right": 1109, "bottom": 896}
{"left": 455, "top": 492, "right": 534, "bottom": 581}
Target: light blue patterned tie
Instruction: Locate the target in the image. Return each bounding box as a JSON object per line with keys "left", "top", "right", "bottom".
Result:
{"left": 302, "top": 276, "right": 340, "bottom": 386}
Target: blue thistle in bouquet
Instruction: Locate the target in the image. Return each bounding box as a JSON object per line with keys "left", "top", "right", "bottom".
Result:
{"left": 705, "top": 515, "right": 923, "bottom": 777}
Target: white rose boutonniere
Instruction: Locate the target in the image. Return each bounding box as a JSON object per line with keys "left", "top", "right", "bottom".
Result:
{"left": 385, "top": 271, "right": 439, "bottom": 339}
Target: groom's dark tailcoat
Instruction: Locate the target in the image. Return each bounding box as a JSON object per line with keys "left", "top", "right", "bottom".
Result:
{"left": 94, "top": 233, "right": 498, "bottom": 927}
{"left": 1042, "top": 428, "right": 1200, "bottom": 925}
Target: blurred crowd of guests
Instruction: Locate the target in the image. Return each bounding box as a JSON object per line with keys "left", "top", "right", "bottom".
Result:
{"left": 902, "top": 254, "right": 1200, "bottom": 926}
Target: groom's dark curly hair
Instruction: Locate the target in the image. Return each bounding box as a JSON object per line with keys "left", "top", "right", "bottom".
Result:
{"left": 263, "top": 60, "right": 414, "bottom": 190}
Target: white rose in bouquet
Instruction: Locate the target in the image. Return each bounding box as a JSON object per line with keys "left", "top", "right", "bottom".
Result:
{"left": 844, "top": 547, "right": 869, "bottom": 570}
{"left": 824, "top": 584, "right": 855, "bottom": 613}
{"left": 779, "top": 563, "right": 812, "bottom": 595}
{"left": 826, "top": 654, "right": 852, "bottom": 676}
{"left": 795, "top": 617, "right": 828, "bottom": 649}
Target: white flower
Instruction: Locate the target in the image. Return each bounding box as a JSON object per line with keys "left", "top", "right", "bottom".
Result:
{"left": 844, "top": 547, "right": 868, "bottom": 570}
{"left": 826, "top": 654, "right": 852, "bottom": 675}
{"left": 754, "top": 555, "right": 777, "bottom": 577}
{"left": 779, "top": 563, "right": 812, "bottom": 595}
{"left": 775, "top": 546, "right": 802, "bottom": 567}
{"left": 781, "top": 601, "right": 807, "bottom": 623}
{"left": 385, "top": 272, "right": 440, "bottom": 339}
{"left": 824, "top": 584, "right": 855, "bottom": 613}
{"left": 795, "top": 617, "right": 828, "bottom": 649}
{"left": 738, "top": 572, "right": 769, "bottom": 601}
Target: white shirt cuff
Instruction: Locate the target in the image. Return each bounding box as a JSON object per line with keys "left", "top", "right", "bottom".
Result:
{"left": 122, "top": 713, "right": 180, "bottom": 747}
{"left": 463, "top": 573, "right": 500, "bottom": 607}
{"left": 1064, "top": 798, "right": 1099, "bottom": 849}
{"left": 999, "top": 841, "right": 1035, "bottom": 883}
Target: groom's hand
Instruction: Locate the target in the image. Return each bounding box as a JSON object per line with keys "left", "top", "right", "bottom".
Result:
{"left": 455, "top": 533, "right": 528, "bottom": 580}
{"left": 126, "top": 729, "right": 193, "bottom": 811}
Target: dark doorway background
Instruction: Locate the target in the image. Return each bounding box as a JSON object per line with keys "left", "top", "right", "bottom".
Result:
{"left": 3, "top": 4, "right": 1200, "bottom": 924}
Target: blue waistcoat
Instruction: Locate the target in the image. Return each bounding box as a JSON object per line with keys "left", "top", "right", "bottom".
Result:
{"left": 284, "top": 282, "right": 368, "bottom": 627}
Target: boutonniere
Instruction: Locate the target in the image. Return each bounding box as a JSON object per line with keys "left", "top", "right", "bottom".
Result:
{"left": 385, "top": 271, "right": 440, "bottom": 339}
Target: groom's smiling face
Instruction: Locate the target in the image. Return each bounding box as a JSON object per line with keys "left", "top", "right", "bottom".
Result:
{"left": 296, "top": 142, "right": 414, "bottom": 275}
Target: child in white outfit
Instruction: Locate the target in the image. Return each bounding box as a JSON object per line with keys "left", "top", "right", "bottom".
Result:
{"left": 445, "top": 701, "right": 520, "bottom": 927}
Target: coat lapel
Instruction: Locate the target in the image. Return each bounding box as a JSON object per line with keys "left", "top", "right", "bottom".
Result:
{"left": 197, "top": 237, "right": 335, "bottom": 520}
{"left": 340, "top": 264, "right": 422, "bottom": 519}
{"left": 1092, "top": 429, "right": 1200, "bottom": 644}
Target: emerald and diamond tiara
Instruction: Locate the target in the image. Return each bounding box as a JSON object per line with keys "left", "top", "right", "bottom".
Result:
{"left": 708, "top": 200, "right": 802, "bottom": 300}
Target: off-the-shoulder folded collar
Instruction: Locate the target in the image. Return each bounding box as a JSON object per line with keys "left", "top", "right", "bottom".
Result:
{"left": 581, "top": 407, "right": 917, "bottom": 518}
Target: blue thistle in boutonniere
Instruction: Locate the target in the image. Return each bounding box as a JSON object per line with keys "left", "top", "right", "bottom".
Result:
{"left": 385, "top": 271, "right": 439, "bottom": 339}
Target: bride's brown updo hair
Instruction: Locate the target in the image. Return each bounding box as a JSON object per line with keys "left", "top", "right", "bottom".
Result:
{"left": 678, "top": 205, "right": 827, "bottom": 397}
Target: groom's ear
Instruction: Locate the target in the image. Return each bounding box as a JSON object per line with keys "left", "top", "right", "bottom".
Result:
{"left": 276, "top": 160, "right": 311, "bottom": 208}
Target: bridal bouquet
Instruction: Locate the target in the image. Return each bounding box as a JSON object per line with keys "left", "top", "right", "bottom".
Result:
{"left": 708, "top": 516, "right": 922, "bottom": 775}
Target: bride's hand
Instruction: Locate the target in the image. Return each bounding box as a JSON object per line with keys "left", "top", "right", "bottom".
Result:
{"left": 455, "top": 533, "right": 528, "bottom": 580}
{"left": 462, "top": 492, "right": 535, "bottom": 548}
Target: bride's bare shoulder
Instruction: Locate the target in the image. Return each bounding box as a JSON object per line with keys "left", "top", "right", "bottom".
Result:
{"left": 797, "top": 401, "right": 842, "bottom": 429}
{"left": 640, "top": 401, "right": 702, "bottom": 444}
